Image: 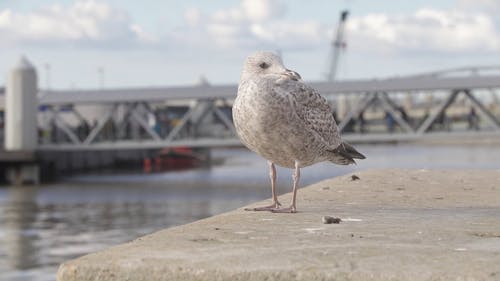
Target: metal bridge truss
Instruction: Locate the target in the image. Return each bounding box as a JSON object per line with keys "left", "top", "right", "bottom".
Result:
{"left": 39, "top": 90, "right": 500, "bottom": 151}
{"left": 37, "top": 67, "right": 500, "bottom": 150}
{"left": 338, "top": 89, "right": 500, "bottom": 134}
{"left": 39, "top": 98, "right": 240, "bottom": 151}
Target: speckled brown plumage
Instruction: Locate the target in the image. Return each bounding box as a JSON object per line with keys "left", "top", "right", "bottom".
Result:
{"left": 233, "top": 51, "right": 365, "bottom": 213}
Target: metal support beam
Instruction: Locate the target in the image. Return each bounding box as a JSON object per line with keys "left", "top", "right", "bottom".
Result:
{"left": 338, "top": 92, "right": 377, "bottom": 131}
{"left": 463, "top": 90, "right": 500, "bottom": 129}
{"left": 130, "top": 105, "right": 161, "bottom": 140}
{"left": 71, "top": 106, "right": 87, "bottom": 124}
{"left": 417, "top": 90, "right": 459, "bottom": 134}
{"left": 115, "top": 103, "right": 136, "bottom": 139}
{"left": 50, "top": 108, "right": 82, "bottom": 144}
{"left": 83, "top": 104, "right": 118, "bottom": 144}
{"left": 165, "top": 102, "right": 200, "bottom": 141}
{"left": 379, "top": 92, "right": 415, "bottom": 133}
{"left": 212, "top": 105, "right": 236, "bottom": 133}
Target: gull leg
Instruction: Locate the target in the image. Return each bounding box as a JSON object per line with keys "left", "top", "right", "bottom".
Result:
{"left": 272, "top": 161, "right": 299, "bottom": 213}
{"left": 245, "top": 161, "right": 282, "bottom": 211}
{"left": 268, "top": 161, "right": 282, "bottom": 207}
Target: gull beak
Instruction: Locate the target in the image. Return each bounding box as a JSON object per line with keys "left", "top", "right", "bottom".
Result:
{"left": 283, "top": 69, "right": 302, "bottom": 81}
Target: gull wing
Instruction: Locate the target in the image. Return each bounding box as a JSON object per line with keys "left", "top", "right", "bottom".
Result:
{"left": 276, "top": 80, "right": 342, "bottom": 149}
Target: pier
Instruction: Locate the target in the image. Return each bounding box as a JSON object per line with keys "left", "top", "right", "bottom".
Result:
{"left": 56, "top": 169, "right": 500, "bottom": 281}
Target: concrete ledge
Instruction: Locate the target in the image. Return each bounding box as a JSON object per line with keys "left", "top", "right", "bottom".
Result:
{"left": 57, "top": 169, "right": 500, "bottom": 281}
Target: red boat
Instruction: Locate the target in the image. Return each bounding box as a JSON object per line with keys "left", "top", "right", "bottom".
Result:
{"left": 143, "top": 147, "right": 204, "bottom": 172}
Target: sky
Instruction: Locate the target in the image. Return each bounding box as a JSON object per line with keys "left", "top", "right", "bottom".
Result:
{"left": 1, "top": 0, "right": 499, "bottom": 89}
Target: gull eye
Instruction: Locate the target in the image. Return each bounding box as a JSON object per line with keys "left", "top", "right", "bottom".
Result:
{"left": 259, "top": 62, "right": 269, "bottom": 69}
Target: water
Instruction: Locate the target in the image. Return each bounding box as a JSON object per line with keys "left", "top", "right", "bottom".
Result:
{"left": 0, "top": 143, "right": 499, "bottom": 281}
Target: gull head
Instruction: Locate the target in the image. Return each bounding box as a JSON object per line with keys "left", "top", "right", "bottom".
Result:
{"left": 240, "top": 51, "right": 301, "bottom": 82}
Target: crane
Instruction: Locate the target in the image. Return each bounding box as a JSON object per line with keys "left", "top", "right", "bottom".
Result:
{"left": 327, "top": 10, "right": 349, "bottom": 82}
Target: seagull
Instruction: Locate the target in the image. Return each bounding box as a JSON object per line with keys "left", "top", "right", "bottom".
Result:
{"left": 233, "top": 51, "right": 365, "bottom": 213}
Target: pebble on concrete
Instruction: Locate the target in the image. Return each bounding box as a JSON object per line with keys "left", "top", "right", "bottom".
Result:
{"left": 322, "top": 216, "right": 342, "bottom": 224}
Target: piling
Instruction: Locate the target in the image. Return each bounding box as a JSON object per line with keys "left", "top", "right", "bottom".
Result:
{"left": 4, "top": 56, "right": 39, "bottom": 184}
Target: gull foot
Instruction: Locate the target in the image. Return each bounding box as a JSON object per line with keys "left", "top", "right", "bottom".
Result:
{"left": 271, "top": 206, "right": 296, "bottom": 213}
{"left": 244, "top": 201, "right": 281, "bottom": 212}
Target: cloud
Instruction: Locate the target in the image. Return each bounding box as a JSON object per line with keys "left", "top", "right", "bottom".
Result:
{"left": 0, "top": 0, "right": 153, "bottom": 47}
{"left": 240, "top": 0, "right": 286, "bottom": 22}
{"left": 174, "top": 0, "right": 500, "bottom": 55}
{"left": 173, "top": 0, "right": 328, "bottom": 50}
{"left": 2, "top": 0, "right": 499, "bottom": 56}
{"left": 347, "top": 8, "right": 500, "bottom": 54}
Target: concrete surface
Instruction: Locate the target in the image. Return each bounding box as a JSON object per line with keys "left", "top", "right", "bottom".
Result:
{"left": 57, "top": 169, "right": 500, "bottom": 281}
